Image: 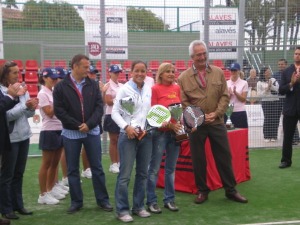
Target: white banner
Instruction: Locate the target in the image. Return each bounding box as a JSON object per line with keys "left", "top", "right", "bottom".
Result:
{"left": 83, "top": 6, "right": 128, "bottom": 60}
{"left": 0, "top": 4, "right": 4, "bottom": 59}
{"left": 199, "top": 7, "right": 239, "bottom": 59}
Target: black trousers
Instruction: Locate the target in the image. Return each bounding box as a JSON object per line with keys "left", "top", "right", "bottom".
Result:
{"left": 281, "top": 115, "right": 300, "bottom": 164}
{"left": 189, "top": 124, "right": 236, "bottom": 194}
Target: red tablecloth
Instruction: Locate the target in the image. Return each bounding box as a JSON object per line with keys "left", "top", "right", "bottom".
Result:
{"left": 157, "top": 128, "right": 251, "bottom": 194}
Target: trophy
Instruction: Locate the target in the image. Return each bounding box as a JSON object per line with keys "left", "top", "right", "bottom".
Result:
{"left": 225, "top": 103, "right": 234, "bottom": 129}
{"left": 119, "top": 95, "right": 145, "bottom": 139}
{"left": 168, "top": 103, "right": 189, "bottom": 142}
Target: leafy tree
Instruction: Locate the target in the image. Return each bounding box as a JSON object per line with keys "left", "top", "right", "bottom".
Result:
{"left": 4, "top": 0, "right": 84, "bottom": 30}
{"left": 127, "top": 7, "right": 167, "bottom": 31}
{"left": 2, "top": 0, "right": 18, "bottom": 9}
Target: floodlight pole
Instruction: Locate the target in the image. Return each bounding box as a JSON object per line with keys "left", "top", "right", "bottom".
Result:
{"left": 237, "top": 0, "right": 245, "bottom": 68}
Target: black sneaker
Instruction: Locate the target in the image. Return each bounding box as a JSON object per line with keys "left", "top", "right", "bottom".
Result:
{"left": 148, "top": 203, "right": 162, "bottom": 214}
{"left": 164, "top": 202, "right": 179, "bottom": 212}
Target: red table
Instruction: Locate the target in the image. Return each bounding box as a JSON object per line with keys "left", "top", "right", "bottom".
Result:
{"left": 157, "top": 128, "right": 251, "bottom": 194}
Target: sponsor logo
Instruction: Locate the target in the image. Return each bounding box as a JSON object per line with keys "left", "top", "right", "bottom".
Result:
{"left": 88, "top": 42, "right": 101, "bottom": 56}
{"left": 215, "top": 27, "right": 236, "bottom": 34}
{"left": 107, "top": 17, "right": 123, "bottom": 23}
{"left": 106, "top": 48, "right": 126, "bottom": 54}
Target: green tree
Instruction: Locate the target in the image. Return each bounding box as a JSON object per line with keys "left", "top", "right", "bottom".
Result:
{"left": 127, "top": 7, "right": 167, "bottom": 31}
{"left": 4, "top": 0, "right": 84, "bottom": 30}
{"left": 2, "top": 0, "right": 18, "bottom": 9}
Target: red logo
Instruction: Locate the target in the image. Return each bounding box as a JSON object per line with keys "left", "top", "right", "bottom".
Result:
{"left": 88, "top": 42, "right": 101, "bottom": 56}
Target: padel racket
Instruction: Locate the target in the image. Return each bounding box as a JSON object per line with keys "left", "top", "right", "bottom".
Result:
{"left": 137, "top": 105, "right": 171, "bottom": 140}
{"left": 183, "top": 105, "right": 205, "bottom": 131}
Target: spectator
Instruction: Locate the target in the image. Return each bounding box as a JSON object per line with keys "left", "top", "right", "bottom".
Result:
{"left": 257, "top": 67, "right": 280, "bottom": 142}
{"left": 112, "top": 60, "right": 152, "bottom": 222}
{"left": 146, "top": 62, "right": 181, "bottom": 214}
{"left": 53, "top": 54, "right": 112, "bottom": 214}
{"left": 246, "top": 69, "right": 259, "bottom": 104}
{"left": 273, "top": 59, "right": 300, "bottom": 145}
{"left": 37, "top": 68, "right": 67, "bottom": 205}
{"left": 103, "top": 65, "right": 123, "bottom": 173}
{"left": 177, "top": 40, "right": 248, "bottom": 205}
{"left": 278, "top": 46, "right": 300, "bottom": 168}
{"left": 225, "top": 62, "right": 248, "bottom": 128}
{"left": 0, "top": 62, "right": 31, "bottom": 221}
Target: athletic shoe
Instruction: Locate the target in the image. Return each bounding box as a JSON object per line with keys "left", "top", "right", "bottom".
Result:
{"left": 132, "top": 209, "right": 151, "bottom": 218}
{"left": 109, "top": 163, "right": 120, "bottom": 173}
{"left": 38, "top": 192, "right": 59, "bottom": 205}
{"left": 117, "top": 214, "right": 133, "bottom": 223}
{"left": 81, "top": 168, "right": 92, "bottom": 178}
{"left": 52, "top": 185, "right": 68, "bottom": 195}
{"left": 264, "top": 139, "right": 271, "bottom": 143}
{"left": 61, "top": 177, "right": 69, "bottom": 186}
{"left": 50, "top": 188, "right": 66, "bottom": 200}
{"left": 270, "top": 138, "right": 277, "bottom": 142}
{"left": 56, "top": 182, "right": 69, "bottom": 192}
{"left": 164, "top": 202, "right": 179, "bottom": 211}
{"left": 148, "top": 203, "right": 162, "bottom": 214}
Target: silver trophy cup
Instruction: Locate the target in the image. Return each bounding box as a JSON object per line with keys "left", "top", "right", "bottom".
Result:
{"left": 225, "top": 103, "right": 234, "bottom": 129}
{"left": 168, "top": 103, "right": 189, "bottom": 142}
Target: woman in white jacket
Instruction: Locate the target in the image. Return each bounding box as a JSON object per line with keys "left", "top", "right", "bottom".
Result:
{"left": 257, "top": 66, "right": 280, "bottom": 142}
{"left": 0, "top": 61, "right": 38, "bottom": 219}
{"left": 112, "top": 60, "right": 152, "bottom": 223}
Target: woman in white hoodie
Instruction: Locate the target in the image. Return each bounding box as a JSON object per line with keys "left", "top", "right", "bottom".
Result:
{"left": 0, "top": 61, "right": 38, "bottom": 219}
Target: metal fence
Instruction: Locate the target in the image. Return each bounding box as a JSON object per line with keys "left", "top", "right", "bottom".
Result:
{"left": 1, "top": 0, "right": 300, "bottom": 151}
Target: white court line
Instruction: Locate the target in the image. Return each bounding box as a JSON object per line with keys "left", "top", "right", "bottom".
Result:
{"left": 239, "top": 221, "right": 300, "bottom": 225}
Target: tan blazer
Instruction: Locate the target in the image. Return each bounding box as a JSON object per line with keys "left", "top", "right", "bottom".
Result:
{"left": 177, "top": 65, "right": 229, "bottom": 125}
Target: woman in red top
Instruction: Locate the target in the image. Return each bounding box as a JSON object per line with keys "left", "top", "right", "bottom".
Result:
{"left": 146, "top": 63, "right": 182, "bottom": 213}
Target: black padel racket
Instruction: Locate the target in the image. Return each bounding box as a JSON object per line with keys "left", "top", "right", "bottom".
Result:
{"left": 183, "top": 105, "right": 205, "bottom": 131}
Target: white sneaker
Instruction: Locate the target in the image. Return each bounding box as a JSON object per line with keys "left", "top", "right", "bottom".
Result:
{"left": 50, "top": 188, "right": 66, "bottom": 200}
{"left": 264, "top": 139, "right": 271, "bottom": 143}
{"left": 270, "top": 138, "right": 277, "bottom": 142}
{"left": 56, "top": 182, "right": 69, "bottom": 192}
{"left": 132, "top": 209, "right": 151, "bottom": 218}
{"left": 117, "top": 214, "right": 133, "bottom": 223}
{"left": 38, "top": 192, "right": 59, "bottom": 205}
{"left": 61, "top": 177, "right": 69, "bottom": 186}
{"left": 81, "top": 168, "right": 92, "bottom": 178}
{"left": 53, "top": 184, "right": 69, "bottom": 195}
{"left": 109, "top": 163, "right": 120, "bottom": 173}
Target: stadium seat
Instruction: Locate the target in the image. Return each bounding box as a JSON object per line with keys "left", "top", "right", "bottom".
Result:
{"left": 95, "top": 60, "right": 108, "bottom": 72}
{"left": 24, "top": 70, "right": 39, "bottom": 83}
{"left": 163, "top": 60, "right": 172, "bottom": 64}
{"left": 25, "top": 59, "right": 39, "bottom": 71}
{"left": 148, "top": 60, "right": 160, "bottom": 72}
{"left": 12, "top": 60, "right": 24, "bottom": 71}
{"left": 123, "top": 60, "right": 132, "bottom": 72}
{"left": 212, "top": 60, "right": 225, "bottom": 69}
{"left": 26, "top": 83, "right": 39, "bottom": 97}
{"left": 54, "top": 60, "right": 67, "bottom": 68}
{"left": 175, "top": 60, "right": 187, "bottom": 71}
{"left": 110, "top": 60, "right": 121, "bottom": 66}
{"left": 223, "top": 69, "right": 231, "bottom": 80}
{"left": 187, "top": 60, "right": 193, "bottom": 68}
{"left": 42, "top": 60, "right": 52, "bottom": 68}
{"left": 118, "top": 72, "right": 128, "bottom": 84}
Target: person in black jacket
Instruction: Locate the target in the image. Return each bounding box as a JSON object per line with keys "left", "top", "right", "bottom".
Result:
{"left": 278, "top": 46, "right": 300, "bottom": 168}
{"left": 53, "top": 54, "right": 112, "bottom": 214}
{"left": 0, "top": 61, "right": 27, "bottom": 225}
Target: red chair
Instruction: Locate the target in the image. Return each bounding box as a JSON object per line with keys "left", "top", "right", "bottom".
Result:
{"left": 223, "top": 69, "right": 231, "bottom": 80}
{"left": 175, "top": 60, "right": 187, "bottom": 71}
{"left": 110, "top": 60, "right": 121, "bottom": 66}
{"left": 212, "top": 60, "right": 225, "bottom": 69}
{"left": 26, "top": 84, "right": 39, "bottom": 97}
{"left": 42, "top": 60, "right": 52, "bottom": 68}
{"left": 118, "top": 72, "right": 128, "bottom": 84}
{"left": 163, "top": 60, "right": 172, "bottom": 64}
{"left": 24, "top": 71, "right": 39, "bottom": 83}
{"left": 25, "top": 60, "right": 39, "bottom": 71}
{"left": 95, "top": 61, "right": 108, "bottom": 72}
{"left": 123, "top": 60, "right": 132, "bottom": 72}
{"left": 187, "top": 60, "right": 193, "bottom": 68}
{"left": 148, "top": 60, "right": 160, "bottom": 72}
{"left": 12, "top": 60, "right": 24, "bottom": 71}
{"left": 54, "top": 60, "right": 67, "bottom": 68}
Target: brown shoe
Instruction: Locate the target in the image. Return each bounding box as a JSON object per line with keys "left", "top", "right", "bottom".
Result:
{"left": 225, "top": 192, "right": 248, "bottom": 203}
{"left": 194, "top": 193, "right": 208, "bottom": 204}
{"left": 0, "top": 218, "right": 10, "bottom": 225}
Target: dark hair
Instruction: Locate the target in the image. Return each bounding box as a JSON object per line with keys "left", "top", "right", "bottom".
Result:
{"left": 131, "top": 60, "right": 147, "bottom": 71}
{"left": 70, "top": 54, "right": 89, "bottom": 69}
{"left": 277, "top": 58, "right": 287, "bottom": 64}
{"left": 295, "top": 46, "right": 300, "bottom": 51}
{"left": 0, "top": 61, "right": 18, "bottom": 87}
{"left": 259, "top": 66, "right": 269, "bottom": 82}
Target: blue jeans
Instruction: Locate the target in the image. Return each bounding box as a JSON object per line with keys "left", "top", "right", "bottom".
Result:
{"left": 147, "top": 130, "right": 179, "bottom": 205}
{"left": 115, "top": 132, "right": 152, "bottom": 216}
{"left": 63, "top": 134, "right": 110, "bottom": 208}
{"left": 0, "top": 139, "right": 29, "bottom": 214}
